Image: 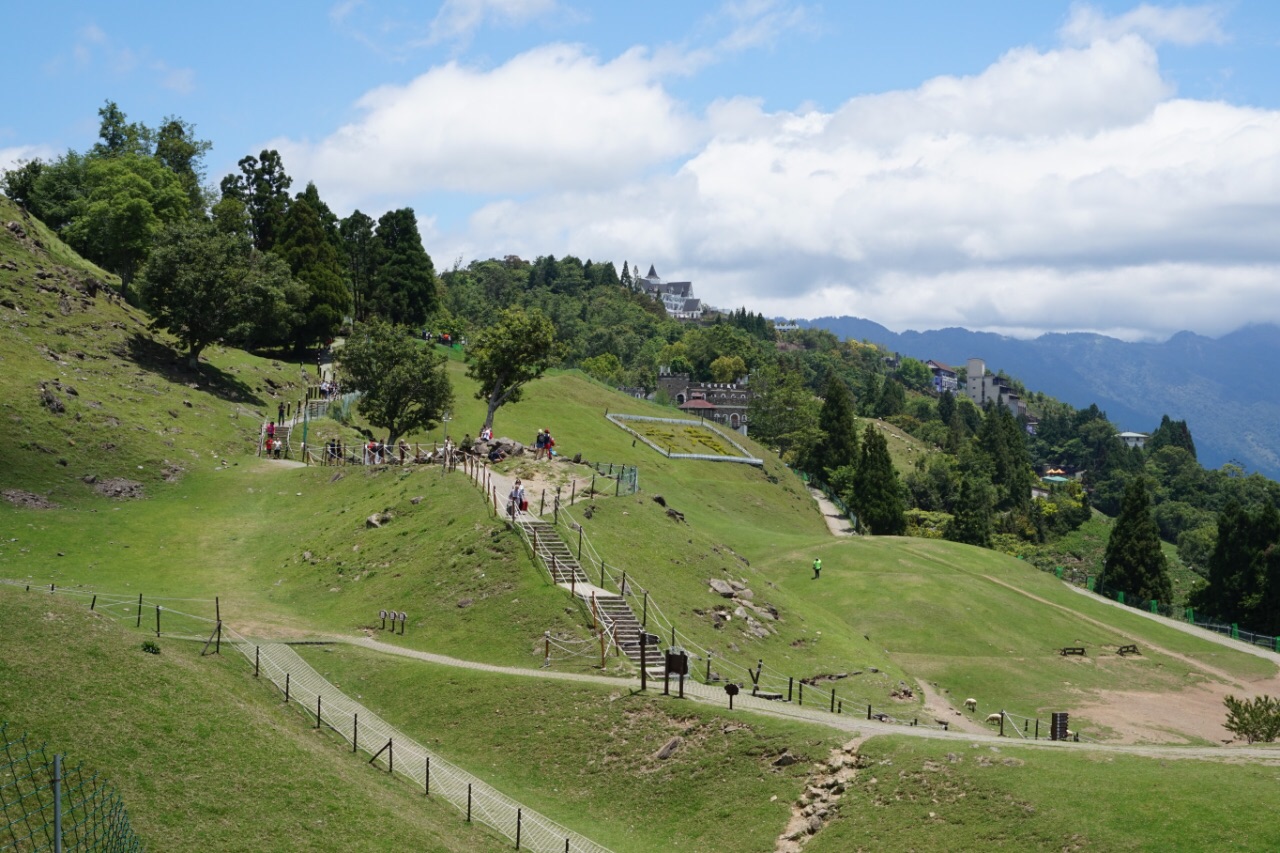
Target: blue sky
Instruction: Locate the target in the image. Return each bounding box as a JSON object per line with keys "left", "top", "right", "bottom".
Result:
{"left": 5, "top": 1, "right": 1280, "bottom": 341}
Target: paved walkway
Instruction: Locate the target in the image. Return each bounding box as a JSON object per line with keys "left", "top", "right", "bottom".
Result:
{"left": 809, "top": 487, "right": 855, "bottom": 536}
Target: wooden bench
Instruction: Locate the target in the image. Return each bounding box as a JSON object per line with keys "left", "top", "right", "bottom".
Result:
{"left": 1117, "top": 644, "right": 1140, "bottom": 656}
{"left": 1059, "top": 647, "right": 1086, "bottom": 656}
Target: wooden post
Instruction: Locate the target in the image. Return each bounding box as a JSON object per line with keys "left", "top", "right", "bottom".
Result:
{"left": 517, "top": 808, "right": 522, "bottom": 850}
{"left": 788, "top": 677, "right": 793, "bottom": 703}
{"left": 425, "top": 755, "right": 430, "bottom": 795}
{"left": 798, "top": 682, "right": 803, "bottom": 706}
{"left": 591, "top": 474, "right": 596, "bottom": 497}
{"left": 642, "top": 590, "right": 648, "bottom": 627}
{"left": 467, "top": 784, "right": 472, "bottom": 822}
{"left": 255, "top": 646, "right": 260, "bottom": 677}
{"left": 284, "top": 673, "right": 290, "bottom": 704}
{"left": 577, "top": 526, "right": 583, "bottom": 560}
{"left": 640, "top": 634, "right": 647, "bottom": 691}
{"left": 540, "top": 490, "right": 546, "bottom": 515}
{"left": 155, "top": 605, "right": 162, "bottom": 637}
{"left": 353, "top": 714, "right": 358, "bottom": 752}
{"left": 136, "top": 593, "right": 142, "bottom": 627}
{"left": 571, "top": 481, "right": 576, "bottom": 505}
{"left": 830, "top": 689, "right": 836, "bottom": 713}
{"left": 544, "top": 631, "right": 551, "bottom": 667}
{"left": 90, "top": 595, "right": 96, "bottom": 611}
{"left": 315, "top": 695, "right": 322, "bottom": 728}
{"left": 706, "top": 651, "right": 713, "bottom": 683}
{"left": 999, "top": 711, "right": 1005, "bottom": 737}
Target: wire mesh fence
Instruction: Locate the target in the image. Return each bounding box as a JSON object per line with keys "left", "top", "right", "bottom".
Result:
{"left": 234, "top": 641, "right": 611, "bottom": 853}
{"left": 0, "top": 722, "right": 144, "bottom": 853}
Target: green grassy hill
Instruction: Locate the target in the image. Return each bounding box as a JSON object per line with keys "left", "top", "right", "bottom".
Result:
{"left": 5, "top": 206, "right": 1280, "bottom": 850}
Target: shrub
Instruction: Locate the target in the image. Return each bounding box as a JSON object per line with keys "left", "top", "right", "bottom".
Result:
{"left": 141, "top": 640, "right": 161, "bottom": 655}
{"left": 1223, "top": 694, "right": 1280, "bottom": 744}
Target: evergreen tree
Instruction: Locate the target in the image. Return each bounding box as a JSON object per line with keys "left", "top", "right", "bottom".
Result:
{"left": 274, "top": 185, "right": 350, "bottom": 348}
{"left": 814, "top": 375, "right": 859, "bottom": 478}
{"left": 1147, "top": 414, "right": 1197, "bottom": 459}
{"left": 876, "top": 378, "right": 906, "bottom": 417}
{"left": 978, "top": 404, "right": 1032, "bottom": 513}
{"left": 1100, "top": 477, "right": 1172, "bottom": 604}
{"left": 219, "top": 149, "right": 292, "bottom": 251}
{"left": 339, "top": 210, "right": 377, "bottom": 323}
{"left": 619, "top": 260, "right": 633, "bottom": 290}
{"left": 945, "top": 473, "right": 993, "bottom": 547}
{"left": 850, "top": 426, "right": 906, "bottom": 535}
{"left": 370, "top": 208, "right": 437, "bottom": 325}
{"left": 936, "top": 389, "right": 956, "bottom": 427}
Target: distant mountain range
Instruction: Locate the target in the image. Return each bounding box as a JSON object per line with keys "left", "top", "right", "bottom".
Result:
{"left": 799, "top": 317, "right": 1280, "bottom": 480}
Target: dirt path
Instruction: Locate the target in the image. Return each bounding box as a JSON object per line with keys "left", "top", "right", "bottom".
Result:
{"left": 809, "top": 487, "right": 855, "bottom": 537}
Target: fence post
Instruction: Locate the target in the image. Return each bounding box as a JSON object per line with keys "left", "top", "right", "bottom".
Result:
{"left": 517, "top": 808, "right": 523, "bottom": 850}
{"left": 136, "top": 593, "right": 142, "bottom": 627}
{"left": 999, "top": 711, "right": 1005, "bottom": 737}
{"left": 467, "top": 784, "right": 472, "bottom": 822}
{"left": 255, "top": 646, "right": 260, "bottom": 677}
{"left": 284, "top": 673, "right": 290, "bottom": 704}
{"left": 706, "top": 650, "right": 713, "bottom": 683}
{"left": 541, "top": 490, "right": 546, "bottom": 515}
{"left": 155, "top": 605, "right": 162, "bottom": 637}
{"left": 425, "top": 755, "right": 430, "bottom": 795}
{"left": 53, "top": 753, "right": 62, "bottom": 853}
{"left": 642, "top": 591, "right": 648, "bottom": 627}
{"left": 830, "top": 689, "right": 836, "bottom": 713}
{"left": 353, "top": 714, "right": 358, "bottom": 752}
{"left": 798, "top": 681, "right": 803, "bottom": 706}
{"left": 571, "top": 481, "right": 576, "bottom": 506}
{"left": 788, "top": 677, "right": 793, "bottom": 703}
{"left": 315, "top": 695, "right": 322, "bottom": 728}
{"left": 90, "top": 595, "right": 96, "bottom": 611}
{"left": 578, "top": 526, "right": 584, "bottom": 561}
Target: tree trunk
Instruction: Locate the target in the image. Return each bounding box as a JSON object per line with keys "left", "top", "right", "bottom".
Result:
{"left": 482, "top": 384, "right": 504, "bottom": 432}
{"left": 188, "top": 341, "right": 206, "bottom": 370}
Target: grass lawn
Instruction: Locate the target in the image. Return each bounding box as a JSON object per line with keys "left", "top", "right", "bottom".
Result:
{"left": 810, "top": 735, "right": 1280, "bottom": 852}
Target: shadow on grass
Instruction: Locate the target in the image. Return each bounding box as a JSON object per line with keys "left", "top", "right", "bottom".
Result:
{"left": 125, "top": 332, "right": 264, "bottom": 406}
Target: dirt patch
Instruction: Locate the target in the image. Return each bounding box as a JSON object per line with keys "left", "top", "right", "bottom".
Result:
{"left": 917, "top": 681, "right": 990, "bottom": 735}
{"left": 1073, "top": 682, "right": 1249, "bottom": 745}
{"left": 93, "top": 478, "right": 144, "bottom": 499}
{"left": 2, "top": 489, "right": 60, "bottom": 509}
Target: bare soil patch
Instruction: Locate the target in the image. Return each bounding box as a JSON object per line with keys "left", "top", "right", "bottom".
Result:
{"left": 93, "top": 478, "right": 144, "bottom": 499}
{"left": 2, "top": 489, "right": 59, "bottom": 509}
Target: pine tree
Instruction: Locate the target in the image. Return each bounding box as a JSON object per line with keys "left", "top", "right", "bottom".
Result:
{"left": 814, "top": 375, "right": 859, "bottom": 478}
{"left": 850, "top": 426, "right": 906, "bottom": 535}
{"left": 946, "top": 473, "right": 993, "bottom": 547}
{"left": 1101, "top": 477, "right": 1172, "bottom": 604}
{"left": 275, "top": 185, "right": 350, "bottom": 348}
{"left": 371, "top": 208, "right": 437, "bottom": 325}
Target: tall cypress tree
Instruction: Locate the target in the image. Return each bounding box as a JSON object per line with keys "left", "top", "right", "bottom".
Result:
{"left": 1101, "top": 477, "right": 1172, "bottom": 603}
{"left": 850, "top": 426, "right": 906, "bottom": 535}
{"left": 371, "top": 208, "right": 437, "bottom": 326}
{"left": 946, "top": 473, "right": 993, "bottom": 547}
{"left": 814, "top": 375, "right": 858, "bottom": 478}
{"left": 275, "top": 185, "right": 350, "bottom": 348}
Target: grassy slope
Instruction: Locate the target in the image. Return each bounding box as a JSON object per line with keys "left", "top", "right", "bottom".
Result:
{"left": 809, "top": 736, "right": 1280, "bottom": 852}
{"left": 4, "top": 208, "right": 1280, "bottom": 848}
{"left": 0, "top": 586, "right": 510, "bottom": 853}
{"left": 296, "top": 643, "right": 842, "bottom": 853}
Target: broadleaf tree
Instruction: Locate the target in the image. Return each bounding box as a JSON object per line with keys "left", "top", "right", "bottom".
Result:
{"left": 137, "top": 223, "right": 292, "bottom": 368}
{"left": 339, "top": 321, "right": 454, "bottom": 446}
{"left": 467, "top": 306, "right": 558, "bottom": 432}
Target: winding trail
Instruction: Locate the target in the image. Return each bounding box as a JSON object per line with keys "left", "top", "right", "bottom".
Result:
{"left": 809, "top": 487, "right": 855, "bottom": 537}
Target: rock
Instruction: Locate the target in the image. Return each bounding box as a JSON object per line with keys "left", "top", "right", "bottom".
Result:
{"left": 410, "top": 496, "right": 424, "bottom": 505}
{"left": 365, "top": 514, "right": 382, "bottom": 528}
{"left": 654, "top": 736, "right": 682, "bottom": 760}
{"left": 736, "top": 588, "right": 755, "bottom": 601}
{"left": 728, "top": 580, "right": 747, "bottom": 591}
{"left": 303, "top": 551, "right": 313, "bottom": 560}
{"left": 708, "top": 579, "right": 736, "bottom": 597}
{"left": 772, "top": 751, "right": 798, "bottom": 767}
{"left": 457, "top": 598, "right": 473, "bottom": 608}
{"left": 93, "top": 478, "right": 143, "bottom": 500}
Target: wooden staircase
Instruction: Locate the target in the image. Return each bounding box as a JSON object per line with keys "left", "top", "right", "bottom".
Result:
{"left": 517, "top": 517, "right": 663, "bottom": 670}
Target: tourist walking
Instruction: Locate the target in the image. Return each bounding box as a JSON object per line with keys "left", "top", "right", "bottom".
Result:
{"left": 812, "top": 557, "right": 822, "bottom": 579}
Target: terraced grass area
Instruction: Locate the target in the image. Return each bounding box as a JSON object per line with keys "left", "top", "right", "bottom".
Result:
{"left": 616, "top": 417, "right": 750, "bottom": 458}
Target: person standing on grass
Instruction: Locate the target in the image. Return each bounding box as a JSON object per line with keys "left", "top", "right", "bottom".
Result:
{"left": 533, "top": 428, "right": 546, "bottom": 460}
{"left": 812, "top": 557, "right": 822, "bottom": 579}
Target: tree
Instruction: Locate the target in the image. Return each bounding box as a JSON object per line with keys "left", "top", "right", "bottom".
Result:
{"left": 220, "top": 149, "right": 292, "bottom": 251}
{"left": 275, "top": 185, "right": 350, "bottom": 349}
{"left": 850, "top": 426, "right": 906, "bottom": 535}
{"left": 813, "top": 375, "right": 859, "bottom": 478}
{"left": 340, "top": 321, "right": 454, "bottom": 446}
{"left": 339, "top": 210, "right": 377, "bottom": 322}
{"left": 748, "top": 364, "right": 821, "bottom": 463}
{"left": 91, "top": 100, "right": 153, "bottom": 158}
{"left": 63, "top": 154, "right": 189, "bottom": 288}
{"left": 371, "top": 208, "right": 437, "bottom": 325}
{"left": 467, "top": 306, "right": 558, "bottom": 432}
{"left": 1100, "top": 477, "right": 1172, "bottom": 604}
{"left": 137, "top": 223, "right": 292, "bottom": 367}
{"left": 1222, "top": 695, "right": 1280, "bottom": 744}
{"left": 945, "top": 473, "right": 993, "bottom": 547}
{"left": 154, "top": 116, "right": 212, "bottom": 214}
{"left": 710, "top": 355, "right": 747, "bottom": 383}
{"left": 1, "top": 158, "right": 45, "bottom": 208}
{"left": 1147, "top": 414, "right": 1197, "bottom": 459}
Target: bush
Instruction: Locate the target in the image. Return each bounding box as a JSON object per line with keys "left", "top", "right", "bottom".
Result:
{"left": 141, "top": 640, "right": 161, "bottom": 655}
{"left": 1223, "top": 694, "right": 1280, "bottom": 744}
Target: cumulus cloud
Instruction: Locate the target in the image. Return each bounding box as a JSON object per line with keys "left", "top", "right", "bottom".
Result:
{"left": 1060, "top": 2, "right": 1229, "bottom": 46}
{"left": 270, "top": 43, "right": 700, "bottom": 207}
{"left": 427, "top": 31, "right": 1280, "bottom": 341}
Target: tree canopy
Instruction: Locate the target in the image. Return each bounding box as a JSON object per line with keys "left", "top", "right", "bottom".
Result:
{"left": 340, "top": 321, "right": 454, "bottom": 446}
{"left": 1100, "top": 477, "right": 1172, "bottom": 603}
{"left": 467, "top": 306, "right": 558, "bottom": 432}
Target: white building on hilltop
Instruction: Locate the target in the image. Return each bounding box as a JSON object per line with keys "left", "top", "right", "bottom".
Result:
{"left": 636, "top": 265, "right": 703, "bottom": 320}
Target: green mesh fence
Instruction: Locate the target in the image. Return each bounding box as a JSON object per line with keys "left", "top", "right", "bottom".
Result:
{"left": 1, "top": 722, "right": 143, "bottom": 852}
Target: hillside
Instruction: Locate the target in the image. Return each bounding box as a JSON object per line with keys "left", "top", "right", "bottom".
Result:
{"left": 6, "top": 216, "right": 1280, "bottom": 850}
{"left": 804, "top": 315, "right": 1280, "bottom": 477}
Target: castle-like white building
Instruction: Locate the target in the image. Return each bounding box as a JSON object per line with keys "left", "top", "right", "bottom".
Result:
{"left": 635, "top": 265, "right": 703, "bottom": 320}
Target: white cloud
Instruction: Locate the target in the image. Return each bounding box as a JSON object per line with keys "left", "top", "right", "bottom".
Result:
{"left": 428, "top": 34, "right": 1280, "bottom": 340}
{"left": 0, "top": 145, "right": 58, "bottom": 174}
{"left": 48, "top": 24, "right": 194, "bottom": 96}
{"left": 428, "top": 0, "right": 562, "bottom": 45}
{"left": 270, "top": 44, "right": 699, "bottom": 208}
{"left": 1060, "top": 2, "right": 1228, "bottom": 47}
